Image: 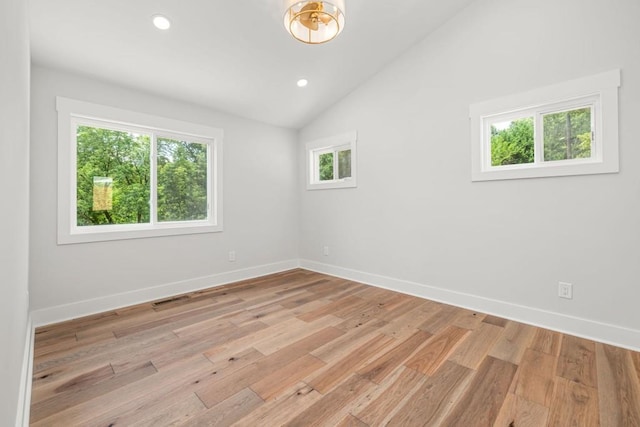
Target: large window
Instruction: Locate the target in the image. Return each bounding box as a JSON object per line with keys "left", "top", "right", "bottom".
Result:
{"left": 470, "top": 70, "right": 620, "bottom": 181}
{"left": 306, "top": 131, "right": 357, "bottom": 190}
{"left": 57, "top": 97, "right": 223, "bottom": 244}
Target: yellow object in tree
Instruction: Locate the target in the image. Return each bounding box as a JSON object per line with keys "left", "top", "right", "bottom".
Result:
{"left": 92, "top": 177, "right": 113, "bottom": 211}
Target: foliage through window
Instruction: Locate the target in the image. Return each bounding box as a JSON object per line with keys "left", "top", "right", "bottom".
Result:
{"left": 488, "top": 106, "right": 593, "bottom": 168}
{"left": 317, "top": 147, "right": 351, "bottom": 182}
{"left": 156, "top": 137, "right": 208, "bottom": 222}
{"left": 76, "top": 126, "right": 151, "bottom": 226}
{"left": 306, "top": 131, "right": 357, "bottom": 190}
{"left": 57, "top": 97, "right": 223, "bottom": 244}
{"left": 470, "top": 70, "right": 620, "bottom": 181}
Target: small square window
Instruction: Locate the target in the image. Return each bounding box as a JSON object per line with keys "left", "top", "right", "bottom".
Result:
{"left": 306, "top": 132, "right": 357, "bottom": 190}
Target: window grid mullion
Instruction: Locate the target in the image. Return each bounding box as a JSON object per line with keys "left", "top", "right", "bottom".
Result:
{"left": 150, "top": 133, "right": 158, "bottom": 226}
{"left": 535, "top": 112, "right": 543, "bottom": 165}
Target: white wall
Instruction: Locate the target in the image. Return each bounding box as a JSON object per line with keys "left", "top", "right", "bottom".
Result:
{"left": 0, "top": 0, "right": 31, "bottom": 424}
{"left": 30, "top": 66, "right": 299, "bottom": 319}
{"left": 299, "top": 0, "right": 640, "bottom": 348}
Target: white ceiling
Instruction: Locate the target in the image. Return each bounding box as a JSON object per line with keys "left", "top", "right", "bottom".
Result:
{"left": 29, "top": 0, "right": 477, "bottom": 129}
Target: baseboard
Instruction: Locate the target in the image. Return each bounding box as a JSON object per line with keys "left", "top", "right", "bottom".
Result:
{"left": 15, "top": 315, "right": 33, "bottom": 427}
{"left": 300, "top": 259, "right": 640, "bottom": 352}
{"left": 31, "top": 259, "right": 300, "bottom": 327}
{"left": 29, "top": 257, "right": 640, "bottom": 352}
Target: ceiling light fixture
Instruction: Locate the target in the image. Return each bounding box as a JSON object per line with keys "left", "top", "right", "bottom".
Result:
{"left": 152, "top": 15, "right": 171, "bottom": 30}
{"left": 297, "top": 79, "right": 309, "bottom": 87}
{"left": 283, "top": 1, "right": 345, "bottom": 44}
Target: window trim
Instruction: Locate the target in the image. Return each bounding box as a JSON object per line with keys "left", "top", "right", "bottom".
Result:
{"left": 305, "top": 131, "right": 357, "bottom": 190}
{"left": 470, "top": 69, "right": 620, "bottom": 181}
{"left": 57, "top": 97, "right": 223, "bottom": 244}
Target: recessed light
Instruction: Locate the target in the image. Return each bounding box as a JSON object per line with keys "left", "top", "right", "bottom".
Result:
{"left": 152, "top": 15, "right": 171, "bottom": 30}
{"left": 297, "top": 79, "right": 308, "bottom": 88}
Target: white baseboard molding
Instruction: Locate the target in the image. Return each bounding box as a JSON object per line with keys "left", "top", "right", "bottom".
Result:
{"left": 16, "top": 315, "right": 33, "bottom": 427}
{"left": 29, "top": 257, "right": 640, "bottom": 352}
{"left": 300, "top": 259, "right": 640, "bottom": 352}
{"left": 31, "top": 260, "right": 300, "bottom": 327}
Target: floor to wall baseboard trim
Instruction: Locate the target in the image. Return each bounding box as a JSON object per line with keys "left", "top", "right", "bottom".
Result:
{"left": 28, "top": 257, "right": 640, "bottom": 352}
{"left": 16, "top": 315, "right": 33, "bottom": 427}
{"left": 300, "top": 259, "right": 640, "bottom": 353}
{"left": 31, "top": 259, "right": 300, "bottom": 327}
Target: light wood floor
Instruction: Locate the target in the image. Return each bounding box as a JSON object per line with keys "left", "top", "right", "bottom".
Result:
{"left": 31, "top": 269, "right": 640, "bottom": 426}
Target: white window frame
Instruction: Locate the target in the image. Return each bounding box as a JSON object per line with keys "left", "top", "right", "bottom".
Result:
{"left": 57, "top": 97, "right": 223, "bottom": 244}
{"left": 470, "top": 69, "right": 620, "bottom": 181}
{"left": 306, "top": 131, "right": 357, "bottom": 190}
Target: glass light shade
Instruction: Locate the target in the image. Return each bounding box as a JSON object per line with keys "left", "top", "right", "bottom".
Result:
{"left": 283, "top": 1, "right": 345, "bottom": 44}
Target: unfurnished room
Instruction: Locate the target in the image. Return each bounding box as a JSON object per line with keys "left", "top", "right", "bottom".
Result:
{"left": 1, "top": 0, "right": 640, "bottom": 425}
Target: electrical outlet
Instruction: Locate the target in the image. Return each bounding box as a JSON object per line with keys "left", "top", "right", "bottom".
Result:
{"left": 323, "top": 246, "right": 329, "bottom": 256}
{"left": 228, "top": 250, "right": 236, "bottom": 262}
{"left": 558, "top": 282, "right": 573, "bottom": 299}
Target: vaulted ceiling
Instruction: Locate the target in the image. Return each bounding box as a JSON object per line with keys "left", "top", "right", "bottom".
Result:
{"left": 29, "top": 0, "right": 477, "bottom": 128}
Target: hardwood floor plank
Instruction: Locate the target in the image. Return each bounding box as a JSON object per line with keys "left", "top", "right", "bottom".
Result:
{"left": 32, "top": 354, "right": 214, "bottom": 426}
{"left": 112, "top": 297, "right": 246, "bottom": 338}
{"left": 34, "top": 334, "right": 80, "bottom": 359}
{"left": 514, "top": 348, "right": 557, "bottom": 407}
{"left": 448, "top": 322, "right": 503, "bottom": 369}
{"left": 387, "top": 361, "right": 473, "bottom": 426}
{"left": 307, "top": 333, "right": 395, "bottom": 394}
{"left": 633, "top": 351, "right": 640, "bottom": 383}
{"left": 595, "top": 343, "right": 640, "bottom": 426}
{"left": 493, "top": 393, "right": 549, "bottom": 427}
{"left": 405, "top": 325, "right": 469, "bottom": 375}
{"left": 224, "top": 303, "right": 284, "bottom": 326}
{"left": 336, "top": 414, "right": 369, "bottom": 427}
{"left": 357, "top": 330, "right": 432, "bottom": 384}
{"left": 181, "top": 387, "right": 263, "bottom": 426}
{"left": 125, "top": 320, "right": 268, "bottom": 372}
{"left": 353, "top": 366, "right": 426, "bottom": 426}
{"left": 482, "top": 314, "right": 509, "bottom": 328}
{"left": 30, "top": 362, "right": 158, "bottom": 422}
{"left": 452, "top": 308, "right": 486, "bottom": 330}
{"left": 376, "top": 297, "right": 425, "bottom": 322}
{"left": 556, "top": 334, "right": 598, "bottom": 388}
{"left": 251, "top": 354, "right": 325, "bottom": 401}
{"left": 548, "top": 377, "right": 599, "bottom": 427}
{"left": 283, "top": 374, "right": 375, "bottom": 427}
{"left": 311, "top": 319, "right": 388, "bottom": 364}
{"left": 34, "top": 328, "right": 178, "bottom": 374}
{"left": 530, "top": 328, "right": 562, "bottom": 356}
{"left": 31, "top": 362, "right": 114, "bottom": 405}
{"left": 297, "top": 295, "right": 365, "bottom": 322}
{"left": 231, "top": 383, "right": 321, "bottom": 426}
{"left": 30, "top": 363, "right": 116, "bottom": 421}
{"left": 127, "top": 392, "right": 207, "bottom": 427}
{"left": 202, "top": 317, "right": 318, "bottom": 360}
{"left": 196, "top": 327, "right": 344, "bottom": 407}
{"left": 334, "top": 308, "right": 386, "bottom": 331}
{"left": 418, "top": 304, "right": 461, "bottom": 335}
{"left": 253, "top": 315, "right": 343, "bottom": 355}
{"left": 488, "top": 320, "right": 536, "bottom": 364}
{"left": 440, "top": 356, "right": 517, "bottom": 427}
{"left": 279, "top": 290, "right": 329, "bottom": 310}
{"left": 376, "top": 304, "right": 439, "bottom": 341}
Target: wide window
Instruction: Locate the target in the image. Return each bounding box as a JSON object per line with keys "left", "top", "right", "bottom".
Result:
{"left": 471, "top": 70, "right": 620, "bottom": 181}
{"left": 306, "top": 131, "right": 357, "bottom": 190}
{"left": 57, "top": 97, "right": 223, "bottom": 244}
